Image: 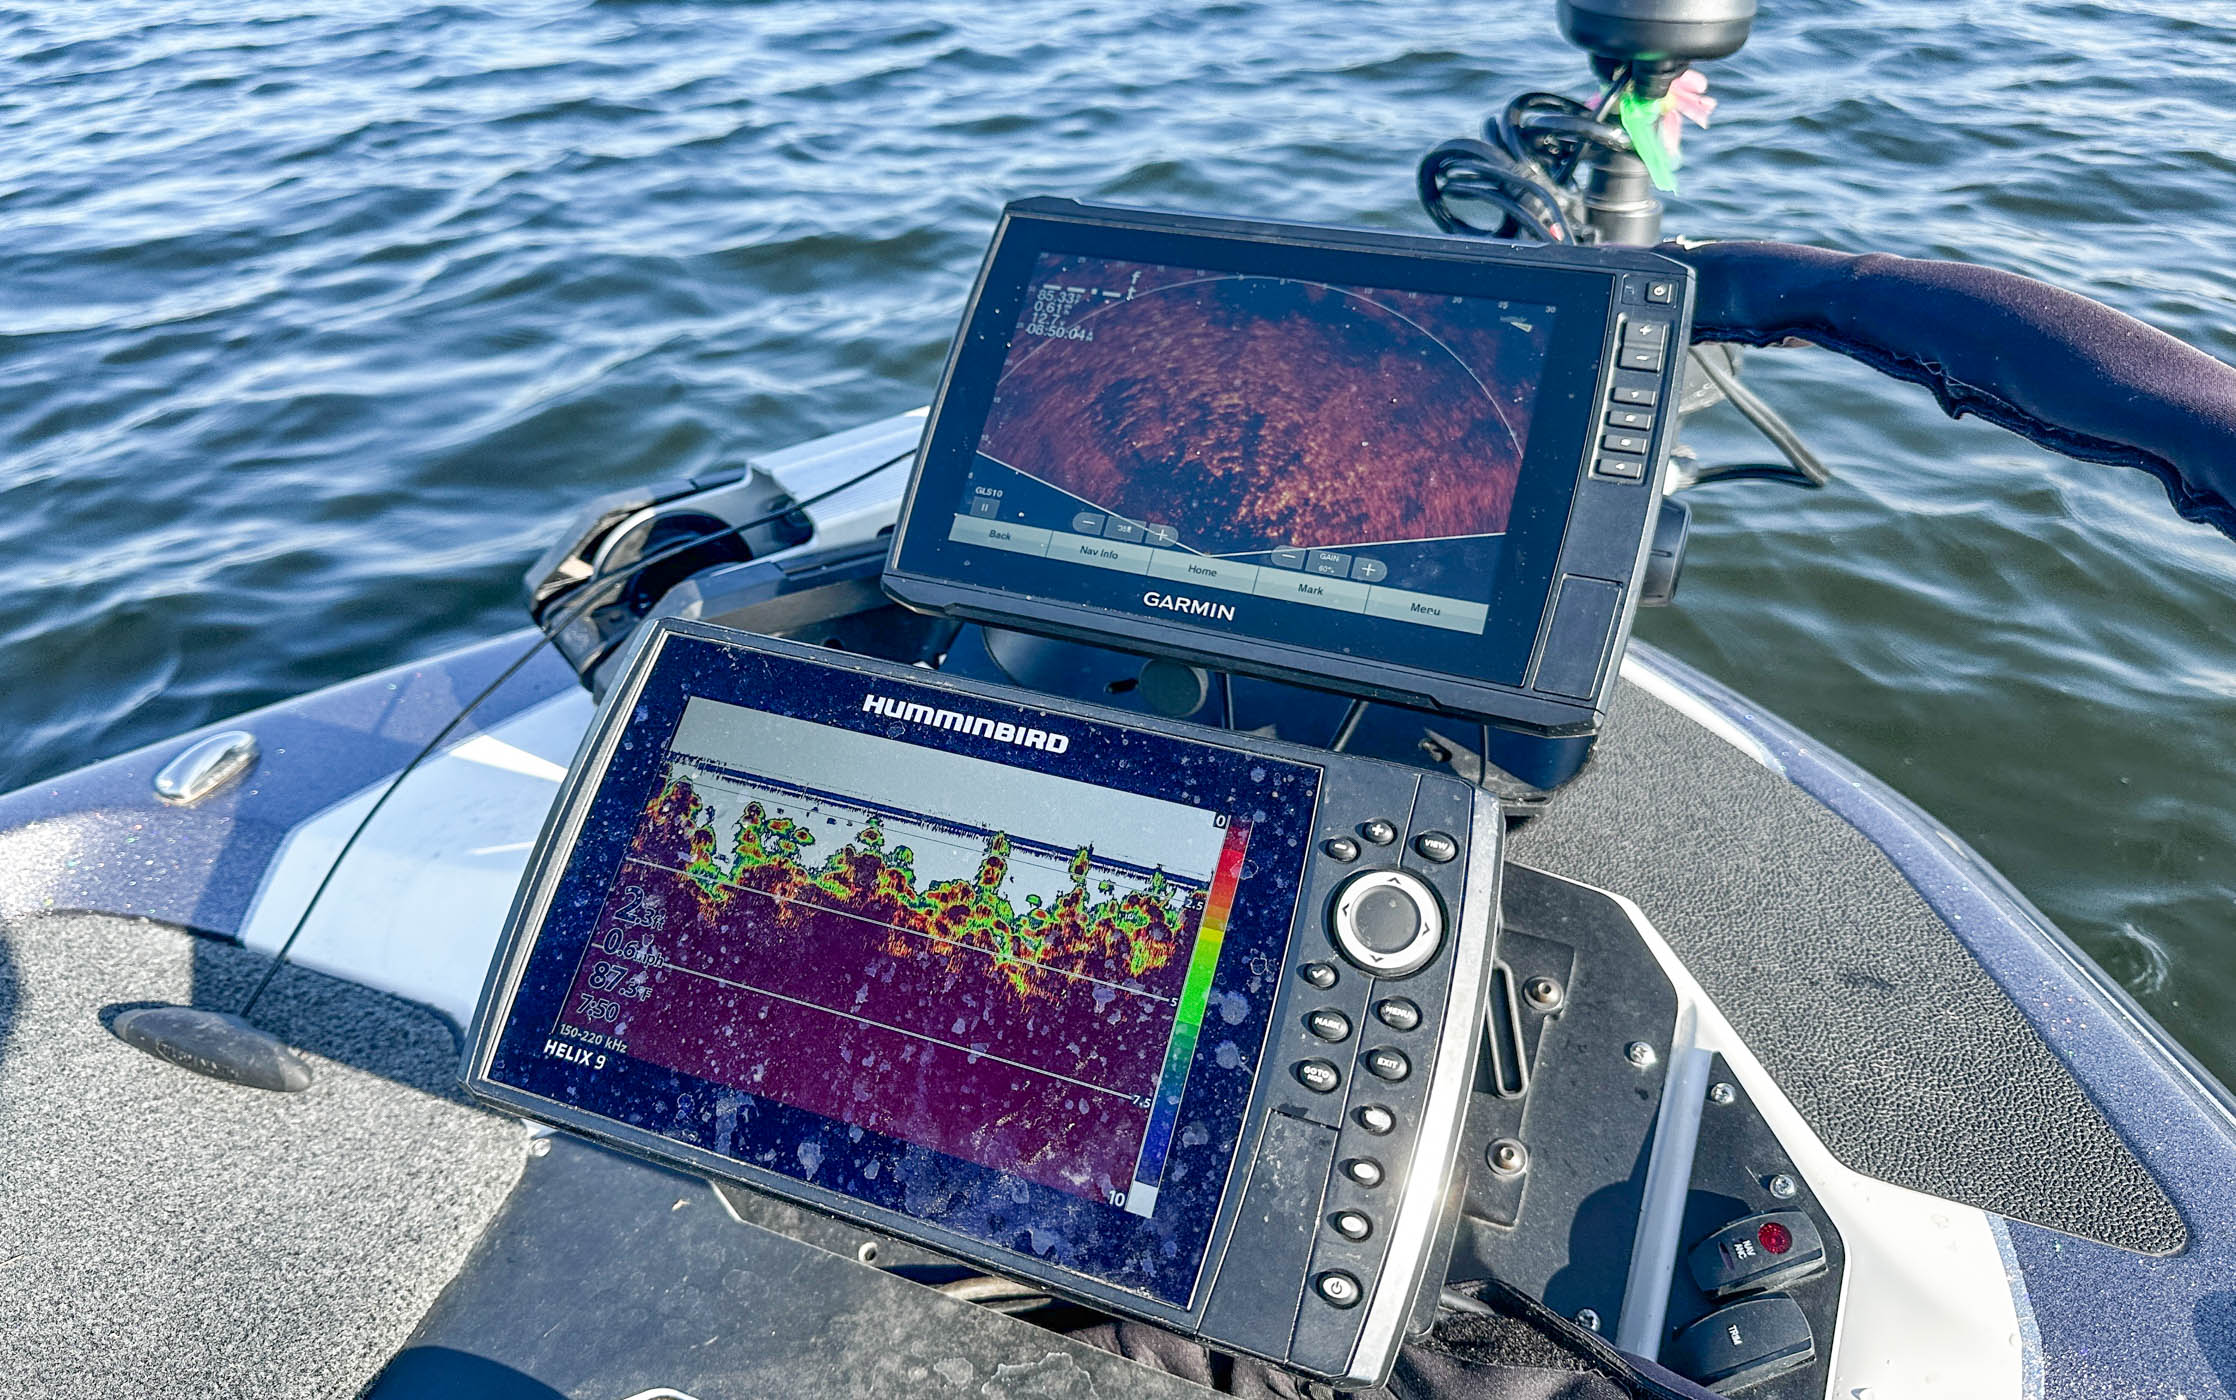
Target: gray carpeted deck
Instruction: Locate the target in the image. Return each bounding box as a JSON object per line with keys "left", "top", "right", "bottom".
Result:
{"left": 0, "top": 914, "right": 526, "bottom": 1400}
{"left": 1511, "top": 676, "right": 2184, "bottom": 1255}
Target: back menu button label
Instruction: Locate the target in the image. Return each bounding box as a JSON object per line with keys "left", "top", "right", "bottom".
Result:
{"left": 950, "top": 514, "right": 1054, "bottom": 557}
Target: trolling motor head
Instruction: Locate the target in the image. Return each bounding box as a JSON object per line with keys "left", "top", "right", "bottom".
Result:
{"left": 1556, "top": 0, "right": 1755, "bottom": 96}
{"left": 1419, "top": 1, "right": 1759, "bottom": 248}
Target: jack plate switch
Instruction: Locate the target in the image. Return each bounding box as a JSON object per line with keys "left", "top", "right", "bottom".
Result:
{"left": 1687, "top": 1210, "right": 1827, "bottom": 1299}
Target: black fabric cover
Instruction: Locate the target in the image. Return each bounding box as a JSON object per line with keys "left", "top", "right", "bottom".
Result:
{"left": 1665, "top": 239, "right": 2236, "bottom": 540}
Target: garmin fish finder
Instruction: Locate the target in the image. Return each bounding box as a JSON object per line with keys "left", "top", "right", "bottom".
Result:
{"left": 465, "top": 620, "right": 1498, "bottom": 1387}
{"left": 882, "top": 198, "right": 1695, "bottom": 737}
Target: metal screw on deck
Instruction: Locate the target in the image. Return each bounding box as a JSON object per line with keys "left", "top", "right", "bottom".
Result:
{"left": 1523, "top": 976, "right": 1565, "bottom": 1011}
{"left": 1768, "top": 1173, "right": 1800, "bottom": 1200}
{"left": 1488, "top": 1138, "right": 1529, "bottom": 1177}
{"left": 1574, "top": 1308, "right": 1601, "bottom": 1332}
{"left": 1625, "top": 1040, "right": 1657, "bottom": 1069}
{"left": 1709, "top": 1081, "right": 1736, "bottom": 1105}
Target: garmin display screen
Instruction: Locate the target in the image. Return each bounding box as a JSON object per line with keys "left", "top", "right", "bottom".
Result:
{"left": 890, "top": 203, "right": 1625, "bottom": 692}
{"left": 954, "top": 252, "right": 1556, "bottom": 636}
{"left": 479, "top": 633, "right": 1322, "bottom": 1307}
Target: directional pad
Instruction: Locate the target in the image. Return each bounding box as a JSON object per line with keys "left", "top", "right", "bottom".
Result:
{"left": 1328, "top": 870, "right": 1443, "bottom": 977}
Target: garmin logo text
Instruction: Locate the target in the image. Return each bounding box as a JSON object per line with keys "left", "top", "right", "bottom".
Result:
{"left": 1143, "top": 590, "right": 1237, "bottom": 622}
{"left": 861, "top": 694, "right": 1070, "bottom": 753}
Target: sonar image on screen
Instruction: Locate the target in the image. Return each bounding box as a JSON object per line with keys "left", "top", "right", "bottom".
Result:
{"left": 550, "top": 700, "right": 1250, "bottom": 1216}
{"left": 977, "top": 253, "right": 1557, "bottom": 558}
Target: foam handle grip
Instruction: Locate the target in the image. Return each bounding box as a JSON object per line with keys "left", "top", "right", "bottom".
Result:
{"left": 1665, "top": 239, "right": 2236, "bottom": 542}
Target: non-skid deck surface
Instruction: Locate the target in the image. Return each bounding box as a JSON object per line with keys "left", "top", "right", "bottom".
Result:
{"left": 0, "top": 914, "right": 526, "bottom": 1400}
{"left": 1511, "top": 675, "right": 2184, "bottom": 1255}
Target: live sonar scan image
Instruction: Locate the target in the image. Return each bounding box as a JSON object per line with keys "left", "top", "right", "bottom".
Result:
{"left": 978, "top": 254, "right": 1556, "bottom": 559}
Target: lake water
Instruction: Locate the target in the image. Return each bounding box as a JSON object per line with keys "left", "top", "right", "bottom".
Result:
{"left": 3, "top": 1, "right": 2232, "bottom": 1080}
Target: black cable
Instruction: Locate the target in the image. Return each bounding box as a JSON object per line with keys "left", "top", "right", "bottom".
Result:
{"left": 1493, "top": 93, "right": 1585, "bottom": 161}
{"left": 1417, "top": 138, "right": 1573, "bottom": 243}
{"left": 1494, "top": 92, "right": 1605, "bottom": 185}
{"left": 235, "top": 445, "right": 918, "bottom": 1018}
{"left": 1590, "top": 66, "right": 1632, "bottom": 122}
{"left": 1684, "top": 461, "right": 1825, "bottom": 488}
{"left": 1329, "top": 698, "right": 1368, "bottom": 752}
{"left": 1427, "top": 75, "right": 1647, "bottom": 241}
{"left": 1442, "top": 183, "right": 1565, "bottom": 243}
{"left": 1685, "top": 346, "right": 1832, "bottom": 487}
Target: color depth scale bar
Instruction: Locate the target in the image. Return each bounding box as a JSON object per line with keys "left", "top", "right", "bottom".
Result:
{"left": 1123, "top": 822, "right": 1252, "bottom": 1217}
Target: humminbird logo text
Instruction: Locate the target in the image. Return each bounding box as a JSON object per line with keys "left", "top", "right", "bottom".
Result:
{"left": 1143, "top": 590, "right": 1237, "bottom": 622}
{"left": 862, "top": 694, "right": 1070, "bottom": 753}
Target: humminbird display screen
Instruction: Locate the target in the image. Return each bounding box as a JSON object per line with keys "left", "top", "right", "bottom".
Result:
{"left": 885, "top": 198, "right": 1694, "bottom": 726}
{"left": 470, "top": 626, "right": 1322, "bottom": 1308}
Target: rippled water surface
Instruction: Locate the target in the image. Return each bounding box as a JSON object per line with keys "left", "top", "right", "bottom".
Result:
{"left": 3, "top": 1, "right": 2234, "bottom": 1077}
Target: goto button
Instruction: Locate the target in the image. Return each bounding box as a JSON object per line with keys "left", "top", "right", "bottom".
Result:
{"left": 1316, "top": 1271, "right": 1363, "bottom": 1308}
{"left": 1329, "top": 869, "right": 1444, "bottom": 977}
{"left": 1295, "top": 1059, "right": 1341, "bottom": 1094}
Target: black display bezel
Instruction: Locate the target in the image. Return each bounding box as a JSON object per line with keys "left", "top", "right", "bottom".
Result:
{"left": 887, "top": 199, "right": 1636, "bottom": 708}
{"left": 468, "top": 623, "right": 1325, "bottom": 1311}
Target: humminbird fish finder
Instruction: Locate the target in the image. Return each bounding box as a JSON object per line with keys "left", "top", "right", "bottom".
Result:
{"left": 883, "top": 197, "right": 1696, "bottom": 736}
{"left": 465, "top": 620, "right": 1498, "bottom": 1386}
